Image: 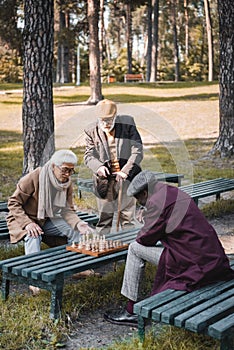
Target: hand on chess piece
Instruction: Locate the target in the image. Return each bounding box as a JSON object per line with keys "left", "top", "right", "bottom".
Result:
{"left": 77, "top": 221, "right": 94, "bottom": 235}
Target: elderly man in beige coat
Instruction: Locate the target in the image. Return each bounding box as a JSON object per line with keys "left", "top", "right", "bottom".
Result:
{"left": 7, "top": 150, "right": 96, "bottom": 292}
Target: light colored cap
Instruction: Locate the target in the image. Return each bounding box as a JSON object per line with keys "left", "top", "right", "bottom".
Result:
{"left": 127, "top": 170, "right": 158, "bottom": 196}
{"left": 96, "top": 99, "right": 117, "bottom": 119}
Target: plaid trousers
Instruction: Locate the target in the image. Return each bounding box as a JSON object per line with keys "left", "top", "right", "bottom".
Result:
{"left": 121, "top": 241, "right": 163, "bottom": 301}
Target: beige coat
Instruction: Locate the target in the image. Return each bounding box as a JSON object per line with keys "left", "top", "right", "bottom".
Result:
{"left": 7, "top": 167, "right": 81, "bottom": 243}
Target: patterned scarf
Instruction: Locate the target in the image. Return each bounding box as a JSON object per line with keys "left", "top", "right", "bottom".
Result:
{"left": 37, "top": 161, "right": 71, "bottom": 220}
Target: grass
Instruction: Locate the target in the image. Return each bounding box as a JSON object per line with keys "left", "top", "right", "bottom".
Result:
{"left": 0, "top": 82, "right": 233, "bottom": 349}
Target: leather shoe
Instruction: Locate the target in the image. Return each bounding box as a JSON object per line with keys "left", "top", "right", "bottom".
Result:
{"left": 104, "top": 309, "right": 138, "bottom": 326}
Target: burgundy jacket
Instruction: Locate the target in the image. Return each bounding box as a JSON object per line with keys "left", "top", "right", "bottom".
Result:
{"left": 136, "top": 182, "right": 234, "bottom": 294}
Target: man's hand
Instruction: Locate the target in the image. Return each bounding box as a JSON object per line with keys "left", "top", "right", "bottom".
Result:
{"left": 97, "top": 166, "right": 110, "bottom": 177}
{"left": 114, "top": 171, "right": 127, "bottom": 182}
{"left": 77, "top": 221, "right": 94, "bottom": 235}
{"left": 25, "top": 223, "right": 44, "bottom": 238}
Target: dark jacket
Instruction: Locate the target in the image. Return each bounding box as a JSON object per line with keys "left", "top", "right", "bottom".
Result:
{"left": 84, "top": 114, "right": 143, "bottom": 181}
{"left": 136, "top": 182, "right": 234, "bottom": 294}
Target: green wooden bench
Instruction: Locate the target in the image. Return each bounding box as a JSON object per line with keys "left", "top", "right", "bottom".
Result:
{"left": 0, "top": 211, "right": 99, "bottom": 241}
{"left": 0, "top": 228, "right": 138, "bottom": 319}
{"left": 0, "top": 201, "right": 8, "bottom": 212}
{"left": 77, "top": 172, "right": 184, "bottom": 198}
{"left": 134, "top": 260, "right": 234, "bottom": 350}
{"left": 180, "top": 178, "right": 234, "bottom": 205}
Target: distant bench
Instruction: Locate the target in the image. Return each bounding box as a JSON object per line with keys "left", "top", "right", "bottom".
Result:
{"left": 0, "top": 211, "right": 99, "bottom": 241}
{"left": 77, "top": 172, "right": 184, "bottom": 198}
{"left": 134, "top": 260, "right": 234, "bottom": 350}
{"left": 124, "top": 73, "right": 144, "bottom": 82}
{"left": 0, "top": 228, "right": 138, "bottom": 319}
{"left": 180, "top": 178, "right": 234, "bottom": 205}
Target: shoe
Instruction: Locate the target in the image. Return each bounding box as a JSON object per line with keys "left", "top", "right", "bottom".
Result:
{"left": 72, "top": 269, "right": 101, "bottom": 280}
{"left": 29, "top": 285, "right": 41, "bottom": 295}
{"left": 104, "top": 309, "right": 138, "bottom": 327}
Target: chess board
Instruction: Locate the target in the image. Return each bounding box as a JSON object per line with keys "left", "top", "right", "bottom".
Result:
{"left": 66, "top": 243, "right": 129, "bottom": 257}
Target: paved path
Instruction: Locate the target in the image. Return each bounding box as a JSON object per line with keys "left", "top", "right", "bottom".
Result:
{"left": 54, "top": 100, "right": 219, "bottom": 148}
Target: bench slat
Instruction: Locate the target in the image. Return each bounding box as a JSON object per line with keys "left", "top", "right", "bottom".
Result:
{"left": 174, "top": 289, "right": 234, "bottom": 328}
{"left": 208, "top": 314, "right": 234, "bottom": 340}
{"left": 41, "top": 249, "right": 129, "bottom": 282}
{"left": 153, "top": 280, "right": 233, "bottom": 323}
{"left": 184, "top": 296, "right": 234, "bottom": 333}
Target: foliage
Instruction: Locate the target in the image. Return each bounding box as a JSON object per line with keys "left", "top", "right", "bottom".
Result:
{"left": 102, "top": 48, "right": 145, "bottom": 83}
{"left": 0, "top": 50, "right": 23, "bottom": 83}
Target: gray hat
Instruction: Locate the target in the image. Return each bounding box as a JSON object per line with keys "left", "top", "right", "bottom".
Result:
{"left": 127, "top": 170, "right": 158, "bottom": 197}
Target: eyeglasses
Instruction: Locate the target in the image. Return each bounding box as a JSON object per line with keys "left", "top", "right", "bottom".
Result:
{"left": 98, "top": 117, "right": 115, "bottom": 125}
{"left": 56, "top": 165, "right": 75, "bottom": 175}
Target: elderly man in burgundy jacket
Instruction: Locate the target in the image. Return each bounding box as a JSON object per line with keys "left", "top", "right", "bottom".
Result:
{"left": 104, "top": 170, "right": 234, "bottom": 326}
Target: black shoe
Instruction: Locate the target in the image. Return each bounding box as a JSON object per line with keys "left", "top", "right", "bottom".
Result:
{"left": 104, "top": 309, "right": 138, "bottom": 327}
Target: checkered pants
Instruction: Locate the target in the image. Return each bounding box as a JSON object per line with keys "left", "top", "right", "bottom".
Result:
{"left": 121, "top": 241, "right": 163, "bottom": 301}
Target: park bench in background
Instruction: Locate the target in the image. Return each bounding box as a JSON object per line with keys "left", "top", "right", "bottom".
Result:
{"left": 77, "top": 172, "right": 184, "bottom": 198}
{"left": 0, "top": 228, "right": 138, "bottom": 319}
{"left": 124, "top": 73, "right": 144, "bottom": 82}
{"left": 134, "top": 259, "right": 234, "bottom": 350}
{"left": 180, "top": 178, "right": 234, "bottom": 205}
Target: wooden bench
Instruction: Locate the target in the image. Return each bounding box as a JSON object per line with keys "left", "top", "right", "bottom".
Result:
{"left": 0, "top": 228, "right": 138, "bottom": 319}
{"left": 0, "top": 201, "right": 8, "bottom": 212}
{"left": 134, "top": 260, "right": 234, "bottom": 349}
{"left": 0, "top": 211, "right": 99, "bottom": 241}
{"left": 124, "top": 73, "right": 144, "bottom": 83}
{"left": 77, "top": 172, "right": 184, "bottom": 199}
{"left": 180, "top": 178, "right": 234, "bottom": 205}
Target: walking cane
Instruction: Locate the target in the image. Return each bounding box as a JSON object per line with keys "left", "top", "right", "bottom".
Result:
{"left": 116, "top": 178, "right": 123, "bottom": 232}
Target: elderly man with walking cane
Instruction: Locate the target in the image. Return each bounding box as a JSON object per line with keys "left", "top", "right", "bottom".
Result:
{"left": 84, "top": 99, "right": 143, "bottom": 234}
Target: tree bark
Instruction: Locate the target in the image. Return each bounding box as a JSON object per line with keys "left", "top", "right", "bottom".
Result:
{"left": 87, "top": 0, "right": 102, "bottom": 104}
{"left": 204, "top": 0, "right": 213, "bottom": 81}
{"left": 22, "top": 0, "right": 55, "bottom": 175}
{"left": 126, "top": 0, "right": 133, "bottom": 74}
{"left": 146, "top": 0, "right": 152, "bottom": 82}
{"left": 212, "top": 0, "right": 234, "bottom": 157}
{"left": 171, "top": 0, "right": 180, "bottom": 82}
{"left": 150, "top": 0, "right": 159, "bottom": 82}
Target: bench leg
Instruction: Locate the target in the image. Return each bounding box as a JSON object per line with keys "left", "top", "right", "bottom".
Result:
{"left": 216, "top": 193, "right": 221, "bottom": 201}
{"left": 50, "top": 280, "right": 64, "bottom": 319}
{"left": 1, "top": 275, "right": 10, "bottom": 300}
{"left": 220, "top": 335, "right": 234, "bottom": 350}
{"left": 138, "top": 315, "right": 146, "bottom": 342}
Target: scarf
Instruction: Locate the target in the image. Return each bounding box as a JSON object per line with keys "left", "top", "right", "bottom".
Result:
{"left": 37, "top": 161, "right": 71, "bottom": 220}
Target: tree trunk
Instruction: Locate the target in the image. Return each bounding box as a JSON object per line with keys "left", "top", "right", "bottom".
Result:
{"left": 171, "top": 0, "right": 180, "bottom": 82}
{"left": 22, "top": 0, "right": 55, "bottom": 175}
{"left": 212, "top": 0, "right": 234, "bottom": 157}
{"left": 150, "top": 0, "right": 159, "bottom": 82}
{"left": 146, "top": 0, "right": 152, "bottom": 82}
{"left": 87, "top": 0, "right": 102, "bottom": 104}
{"left": 56, "top": 5, "right": 70, "bottom": 83}
{"left": 184, "top": 0, "right": 189, "bottom": 60}
{"left": 204, "top": 0, "right": 213, "bottom": 81}
{"left": 126, "top": 0, "right": 132, "bottom": 74}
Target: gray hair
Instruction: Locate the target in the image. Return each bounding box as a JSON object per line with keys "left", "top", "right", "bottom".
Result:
{"left": 127, "top": 170, "right": 158, "bottom": 197}
{"left": 50, "top": 149, "right": 78, "bottom": 166}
